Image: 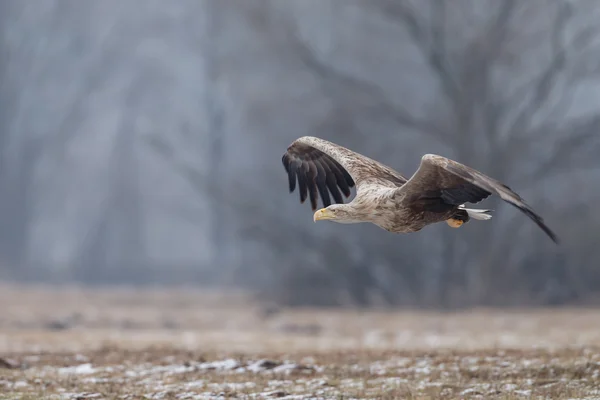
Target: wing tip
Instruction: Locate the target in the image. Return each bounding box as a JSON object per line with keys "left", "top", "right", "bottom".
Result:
{"left": 546, "top": 227, "right": 560, "bottom": 245}
{"left": 522, "top": 205, "right": 560, "bottom": 245}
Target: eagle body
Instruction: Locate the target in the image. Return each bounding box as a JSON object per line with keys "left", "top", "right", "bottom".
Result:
{"left": 281, "top": 136, "right": 558, "bottom": 243}
{"left": 327, "top": 185, "right": 469, "bottom": 233}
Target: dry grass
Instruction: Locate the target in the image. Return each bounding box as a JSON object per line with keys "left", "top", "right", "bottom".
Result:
{"left": 1, "top": 283, "right": 600, "bottom": 399}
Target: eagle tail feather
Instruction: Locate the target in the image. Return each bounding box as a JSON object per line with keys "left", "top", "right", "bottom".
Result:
{"left": 458, "top": 205, "right": 493, "bottom": 221}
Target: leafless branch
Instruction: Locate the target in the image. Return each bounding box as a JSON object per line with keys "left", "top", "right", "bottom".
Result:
{"left": 269, "top": 6, "right": 450, "bottom": 144}
{"left": 146, "top": 133, "right": 216, "bottom": 199}
{"left": 508, "top": 114, "right": 600, "bottom": 186}
{"left": 475, "top": 0, "right": 518, "bottom": 144}
{"left": 503, "top": 1, "right": 572, "bottom": 140}
{"left": 369, "top": 0, "right": 460, "bottom": 105}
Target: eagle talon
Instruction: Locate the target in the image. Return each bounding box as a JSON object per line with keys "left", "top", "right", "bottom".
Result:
{"left": 446, "top": 218, "right": 464, "bottom": 228}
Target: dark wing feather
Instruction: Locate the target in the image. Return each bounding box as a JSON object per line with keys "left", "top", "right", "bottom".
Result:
{"left": 307, "top": 161, "right": 318, "bottom": 210}
{"left": 282, "top": 136, "right": 409, "bottom": 210}
{"left": 327, "top": 158, "right": 353, "bottom": 197}
{"left": 282, "top": 144, "right": 355, "bottom": 211}
{"left": 401, "top": 154, "right": 559, "bottom": 243}
{"left": 285, "top": 159, "right": 297, "bottom": 192}
{"left": 441, "top": 183, "right": 491, "bottom": 205}
{"left": 312, "top": 159, "right": 331, "bottom": 207}
{"left": 318, "top": 158, "right": 343, "bottom": 203}
{"left": 296, "top": 162, "right": 309, "bottom": 204}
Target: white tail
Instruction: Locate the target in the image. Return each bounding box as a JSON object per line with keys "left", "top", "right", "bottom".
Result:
{"left": 458, "top": 204, "right": 493, "bottom": 221}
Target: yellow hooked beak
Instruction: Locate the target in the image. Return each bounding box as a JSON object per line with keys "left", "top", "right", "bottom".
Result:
{"left": 313, "top": 208, "right": 334, "bottom": 222}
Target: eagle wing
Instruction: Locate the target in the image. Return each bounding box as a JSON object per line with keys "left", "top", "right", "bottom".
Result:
{"left": 399, "top": 154, "right": 559, "bottom": 243}
{"left": 281, "top": 136, "right": 408, "bottom": 210}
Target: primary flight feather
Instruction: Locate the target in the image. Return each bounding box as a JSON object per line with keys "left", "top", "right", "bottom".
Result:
{"left": 281, "top": 136, "right": 558, "bottom": 243}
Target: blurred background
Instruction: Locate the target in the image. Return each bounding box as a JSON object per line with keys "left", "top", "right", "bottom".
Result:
{"left": 1, "top": 0, "right": 599, "bottom": 310}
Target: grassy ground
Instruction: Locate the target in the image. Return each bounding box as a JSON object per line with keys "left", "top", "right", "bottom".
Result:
{"left": 1, "top": 284, "right": 600, "bottom": 399}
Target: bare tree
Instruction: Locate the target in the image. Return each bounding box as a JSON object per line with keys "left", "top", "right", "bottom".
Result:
{"left": 147, "top": 0, "right": 600, "bottom": 307}
{"left": 276, "top": 0, "right": 600, "bottom": 306}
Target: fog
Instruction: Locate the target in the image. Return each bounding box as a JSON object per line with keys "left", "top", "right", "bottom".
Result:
{"left": 1, "top": 0, "right": 599, "bottom": 308}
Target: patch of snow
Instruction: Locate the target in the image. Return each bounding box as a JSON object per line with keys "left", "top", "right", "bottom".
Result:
{"left": 368, "top": 361, "right": 388, "bottom": 375}
{"left": 514, "top": 390, "right": 532, "bottom": 396}
{"left": 246, "top": 360, "right": 318, "bottom": 375}
{"left": 394, "top": 357, "right": 412, "bottom": 368}
{"left": 84, "top": 377, "right": 111, "bottom": 384}
{"left": 423, "top": 381, "right": 444, "bottom": 388}
{"left": 413, "top": 358, "right": 432, "bottom": 375}
{"left": 74, "top": 354, "right": 89, "bottom": 362}
{"left": 463, "top": 356, "right": 479, "bottom": 365}
{"left": 300, "top": 356, "right": 315, "bottom": 364}
{"left": 461, "top": 387, "right": 483, "bottom": 395}
{"left": 521, "top": 359, "right": 534, "bottom": 367}
{"left": 60, "top": 393, "right": 102, "bottom": 400}
{"left": 307, "top": 378, "right": 328, "bottom": 387}
{"left": 143, "top": 392, "right": 168, "bottom": 400}
{"left": 175, "top": 392, "right": 203, "bottom": 399}
{"left": 183, "top": 380, "right": 206, "bottom": 389}
{"left": 340, "top": 378, "right": 363, "bottom": 389}
{"left": 214, "top": 382, "right": 256, "bottom": 391}
{"left": 382, "top": 377, "right": 409, "bottom": 387}
{"left": 58, "top": 363, "right": 96, "bottom": 375}
{"left": 272, "top": 363, "right": 302, "bottom": 374}
{"left": 261, "top": 390, "right": 288, "bottom": 398}
{"left": 247, "top": 359, "right": 280, "bottom": 373}
{"left": 197, "top": 358, "right": 239, "bottom": 371}
{"left": 267, "top": 379, "right": 294, "bottom": 388}
{"left": 127, "top": 363, "right": 196, "bottom": 378}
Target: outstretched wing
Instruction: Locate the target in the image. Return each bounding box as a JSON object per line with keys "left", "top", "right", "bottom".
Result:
{"left": 399, "top": 154, "right": 558, "bottom": 243}
{"left": 281, "top": 136, "right": 408, "bottom": 210}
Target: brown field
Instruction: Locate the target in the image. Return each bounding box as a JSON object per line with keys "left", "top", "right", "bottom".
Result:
{"left": 1, "top": 284, "right": 600, "bottom": 399}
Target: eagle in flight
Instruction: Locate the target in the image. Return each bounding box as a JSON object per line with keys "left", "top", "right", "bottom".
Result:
{"left": 281, "top": 136, "right": 558, "bottom": 243}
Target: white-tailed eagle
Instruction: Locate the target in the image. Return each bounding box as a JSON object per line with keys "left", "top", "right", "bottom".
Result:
{"left": 281, "top": 136, "right": 558, "bottom": 243}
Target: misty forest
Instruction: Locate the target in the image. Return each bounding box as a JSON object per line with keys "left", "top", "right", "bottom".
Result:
{"left": 1, "top": 0, "right": 599, "bottom": 309}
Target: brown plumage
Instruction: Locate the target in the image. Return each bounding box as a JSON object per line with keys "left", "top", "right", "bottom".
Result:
{"left": 281, "top": 136, "right": 558, "bottom": 243}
